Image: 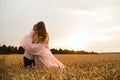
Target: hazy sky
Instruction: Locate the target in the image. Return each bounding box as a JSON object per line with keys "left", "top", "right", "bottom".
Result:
{"left": 0, "top": 0, "right": 120, "bottom": 52}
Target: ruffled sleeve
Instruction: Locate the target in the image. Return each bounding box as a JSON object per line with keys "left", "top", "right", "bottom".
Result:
{"left": 21, "top": 31, "right": 42, "bottom": 55}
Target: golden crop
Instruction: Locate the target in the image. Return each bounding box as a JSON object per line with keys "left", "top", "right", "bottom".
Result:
{"left": 0, "top": 54, "right": 120, "bottom": 80}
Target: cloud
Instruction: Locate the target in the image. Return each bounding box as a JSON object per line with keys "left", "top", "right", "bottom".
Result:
{"left": 58, "top": 8, "right": 96, "bottom": 15}
{"left": 99, "top": 26, "right": 120, "bottom": 33}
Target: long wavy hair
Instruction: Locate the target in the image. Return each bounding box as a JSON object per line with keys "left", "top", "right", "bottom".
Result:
{"left": 33, "top": 21, "right": 48, "bottom": 43}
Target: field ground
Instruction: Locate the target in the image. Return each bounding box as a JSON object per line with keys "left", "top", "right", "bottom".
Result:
{"left": 0, "top": 54, "right": 120, "bottom": 80}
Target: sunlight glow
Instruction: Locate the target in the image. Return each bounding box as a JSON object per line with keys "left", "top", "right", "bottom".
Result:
{"left": 60, "top": 34, "right": 88, "bottom": 50}
{"left": 52, "top": 32, "right": 112, "bottom": 50}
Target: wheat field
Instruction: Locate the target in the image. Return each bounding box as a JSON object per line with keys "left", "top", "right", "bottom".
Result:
{"left": 0, "top": 54, "right": 120, "bottom": 80}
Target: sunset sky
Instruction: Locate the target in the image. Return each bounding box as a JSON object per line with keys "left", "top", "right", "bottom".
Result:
{"left": 0, "top": 0, "right": 120, "bottom": 52}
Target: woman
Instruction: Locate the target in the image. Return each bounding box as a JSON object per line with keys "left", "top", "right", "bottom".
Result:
{"left": 21, "top": 21, "right": 65, "bottom": 70}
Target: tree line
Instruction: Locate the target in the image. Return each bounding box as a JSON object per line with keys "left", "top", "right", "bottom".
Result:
{"left": 0, "top": 45, "right": 24, "bottom": 54}
{"left": 0, "top": 44, "right": 97, "bottom": 54}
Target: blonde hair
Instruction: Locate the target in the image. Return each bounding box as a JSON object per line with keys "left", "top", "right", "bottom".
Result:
{"left": 33, "top": 21, "right": 48, "bottom": 43}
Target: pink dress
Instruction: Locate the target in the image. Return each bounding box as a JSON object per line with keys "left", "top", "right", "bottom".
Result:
{"left": 21, "top": 31, "right": 65, "bottom": 69}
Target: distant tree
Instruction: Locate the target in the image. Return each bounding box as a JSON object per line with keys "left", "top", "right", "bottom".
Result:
{"left": 1, "top": 45, "right": 9, "bottom": 54}
{"left": 17, "top": 46, "right": 24, "bottom": 54}
{"left": 51, "top": 48, "right": 59, "bottom": 54}
{"left": 59, "top": 48, "right": 63, "bottom": 54}
{"left": 10, "top": 46, "right": 16, "bottom": 53}
{"left": 0, "top": 45, "right": 2, "bottom": 54}
{"left": 14, "top": 47, "right": 18, "bottom": 53}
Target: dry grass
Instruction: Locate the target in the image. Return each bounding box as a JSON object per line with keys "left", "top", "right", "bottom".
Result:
{"left": 0, "top": 54, "right": 120, "bottom": 80}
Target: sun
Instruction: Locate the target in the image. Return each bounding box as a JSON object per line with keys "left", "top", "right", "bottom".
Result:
{"left": 58, "top": 33, "right": 89, "bottom": 50}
